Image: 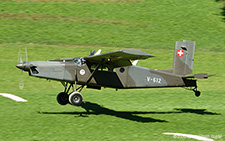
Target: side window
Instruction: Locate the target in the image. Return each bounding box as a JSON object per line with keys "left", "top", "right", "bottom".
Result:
{"left": 90, "top": 64, "right": 115, "bottom": 72}
{"left": 81, "top": 58, "right": 86, "bottom": 65}
{"left": 73, "top": 58, "right": 85, "bottom": 67}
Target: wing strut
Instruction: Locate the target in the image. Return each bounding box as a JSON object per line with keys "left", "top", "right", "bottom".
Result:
{"left": 78, "top": 60, "right": 102, "bottom": 92}
{"left": 74, "top": 69, "right": 78, "bottom": 91}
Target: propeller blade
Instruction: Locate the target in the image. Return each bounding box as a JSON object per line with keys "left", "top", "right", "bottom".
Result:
{"left": 19, "top": 70, "right": 24, "bottom": 90}
{"left": 18, "top": 48, "right": 23, "bottom": 64}
{"left": 24, "top": 47, "right": 28, "bottom": 62}
{"left": 17, "top": 47, "right": 27, "bottom": 89}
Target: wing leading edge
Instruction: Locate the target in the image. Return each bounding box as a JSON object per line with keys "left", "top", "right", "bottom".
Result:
{"left": 85, "top": 49, "right": 154, "bottom": 68}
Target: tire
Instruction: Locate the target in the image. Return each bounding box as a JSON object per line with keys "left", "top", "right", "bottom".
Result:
{"left": 69, "top": 92, "right": 83, "bottom": 106}
{"left": 57, "top": 92, "right": 69, "bottom": 105}
{"left": 195, "top": 91, "right": 201, "bottom": 97}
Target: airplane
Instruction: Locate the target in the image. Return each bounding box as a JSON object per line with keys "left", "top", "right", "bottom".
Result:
{"left": 16, "top": 40, "right": 213, "bottom": 106}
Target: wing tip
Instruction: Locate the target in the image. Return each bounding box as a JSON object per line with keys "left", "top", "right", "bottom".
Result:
{"left": 121, "top": 49, "right": 154, "bottom": 58}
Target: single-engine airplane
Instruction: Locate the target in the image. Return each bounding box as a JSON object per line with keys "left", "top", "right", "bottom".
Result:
{"left": 16, "top": 40, "right": 213, "bottom": 106}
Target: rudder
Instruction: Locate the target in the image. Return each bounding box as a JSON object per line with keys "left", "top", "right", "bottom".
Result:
{"left": 173, "top": 40, "right": 195, "bottom": 75}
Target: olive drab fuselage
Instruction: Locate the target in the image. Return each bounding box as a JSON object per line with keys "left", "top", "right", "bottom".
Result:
{"left": 26, "top": 59, "right": 194, "bottom": 89}
{"left": 16, "top": 41, "right": 213, "bottom": 106}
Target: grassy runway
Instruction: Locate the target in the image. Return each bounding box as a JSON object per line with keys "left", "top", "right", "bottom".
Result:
{"left": 0, "top": 0, "right": 225, "bottom": 140}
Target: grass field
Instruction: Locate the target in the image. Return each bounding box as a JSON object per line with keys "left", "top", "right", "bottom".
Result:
{"left": 0, "top": 0, "right": 225, "bottom": 140}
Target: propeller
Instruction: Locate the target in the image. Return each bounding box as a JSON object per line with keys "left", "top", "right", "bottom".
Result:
{"left": 17, "top": 48, "right": 28, "bottom": 90}
{"left": 19, "top": 69, "right": 24, "bottom": 90}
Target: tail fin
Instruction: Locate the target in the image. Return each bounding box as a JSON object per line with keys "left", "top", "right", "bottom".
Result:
{"left": 173, "top": 40, "right": 195, "bottom": 75}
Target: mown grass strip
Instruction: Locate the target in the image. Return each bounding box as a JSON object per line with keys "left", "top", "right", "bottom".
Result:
{"left": 0, "top": 12, "right": 146, "bottom": 26}
{"left": 4, "top": 0, "right": 145, "bottom": 3}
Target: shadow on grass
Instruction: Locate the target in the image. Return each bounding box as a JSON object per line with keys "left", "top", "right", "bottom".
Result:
{"left": 222, "top": 7, "right": 225, "bottom": 21}
{"left": 40, "top": 101, "right": 168, "bottom": 123}
{"left": 216, "top": 0, "right": 225, "bottom": 21}
{"left": 39, "top": 102, "right": 221, "bottom": 123}
{"left": 174, "top": 108, "right": 221, "bottom": 115}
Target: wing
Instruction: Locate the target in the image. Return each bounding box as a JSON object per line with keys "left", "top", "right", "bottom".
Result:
{"left": 48, "top": 58, "right": 74, "bottom": 62}
{"left": 48, "top": 49, "right": 102, "bottom": 62}
{"left": 84, "top": 49, "right": 154, "bottom": 68}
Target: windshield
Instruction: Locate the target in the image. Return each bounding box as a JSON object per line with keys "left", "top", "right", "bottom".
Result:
{"left": 73, "top": 57, "right": 85, "bottom": 66}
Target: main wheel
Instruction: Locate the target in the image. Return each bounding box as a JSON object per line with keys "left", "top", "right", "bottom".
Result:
{"left": 57, "top": 92, "right": 69, "bottom": 105}
{"left": 195, "top": 91, "right": 201, "bottom": 97}
{"left": 69, "top": 92, "right": 83, "bottom": 106}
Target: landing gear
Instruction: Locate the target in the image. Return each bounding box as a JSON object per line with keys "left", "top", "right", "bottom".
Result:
{"left": 192, "top": 87, "right": 201, "bottom": 97}
{"left": 56, "top": 91, "right": 84, "bottom": 106}
{"left": 69, "top": 92, "right": 83, "bottom": 106}
{"left": 185, "top": 86, "right": 201, "bottom": 97}
{"left": 195, "top": 91, "right": 201, "bottom": 97}
{"left": 57, "top": 63, "right": 101, "bottom": 106}
{"left": 57, "top": 92, "right": 69, "bottom": 105}
{"left": 56, "top": 82, "right": 85, "bottom": 106}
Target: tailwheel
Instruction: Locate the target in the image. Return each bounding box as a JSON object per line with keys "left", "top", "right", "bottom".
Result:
{"left": 195, "top": 91, "right": 201, "bottom": 97}
{"left": 69, "top": 92, "right": 83, "bottom": 106}
{"left": 192, "top": 87, "right": 201, "bottom": 97}
{"left": 57, "top": 92, "right": 69, "bottom": 105}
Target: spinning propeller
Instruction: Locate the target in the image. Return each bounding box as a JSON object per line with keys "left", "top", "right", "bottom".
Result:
{"left": 16, "top": 48, "right": 28, "bottom": 90}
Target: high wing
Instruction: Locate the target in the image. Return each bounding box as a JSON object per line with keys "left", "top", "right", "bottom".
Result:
{"left": 84, "top": 49, "right": 154, "bottom": 68}
{"left": 48, "top": 49, "right": 102, "bottom": 62}
{"left": 48, "top": 58, "right": 74, "bottom": 62}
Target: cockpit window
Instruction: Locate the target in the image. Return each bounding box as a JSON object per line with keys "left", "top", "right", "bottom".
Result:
{"left": 73, "top": 57, "right": 85, "bottom": 66}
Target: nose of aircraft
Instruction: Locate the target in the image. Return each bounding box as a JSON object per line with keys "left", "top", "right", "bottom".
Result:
{"left": 16, "top": 63, "right": 25, "bottom": 70}
{"left": 16, "top": 63, "right": 29, "bottom": 71}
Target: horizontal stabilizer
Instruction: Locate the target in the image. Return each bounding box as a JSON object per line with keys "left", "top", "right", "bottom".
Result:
{"left": 183, "top": 73, "right": 214, "bottom": 79}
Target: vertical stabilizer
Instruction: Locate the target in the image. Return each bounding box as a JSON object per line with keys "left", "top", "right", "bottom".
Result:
{"left": 173, "top": 40, "right": 195, "bottom": 75}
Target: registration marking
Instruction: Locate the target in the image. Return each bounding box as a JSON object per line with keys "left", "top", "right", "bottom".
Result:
{"left": 147, "top": 77, "right": 161, "bottom": 84}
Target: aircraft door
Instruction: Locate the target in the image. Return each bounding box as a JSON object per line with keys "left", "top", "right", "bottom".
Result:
{"left": 72, "top": 58, "right": 92, "bottom": 84}
{"left": 116, "top": 66, "right": 129, "bottom": 88}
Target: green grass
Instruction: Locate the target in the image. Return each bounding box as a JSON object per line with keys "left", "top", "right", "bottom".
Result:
{"left": 0, "top": 0, "right": 225, "bottom": 51}
{"left": 1, "top": 44, "right": 225, "bottom": 140}
{"left": 0, "top": 0, "right": 225, "bottom": 140}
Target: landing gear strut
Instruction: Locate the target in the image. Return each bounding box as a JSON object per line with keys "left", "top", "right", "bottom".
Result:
{"left": 57, "top": 61, "right": 102, "bottom": 106}
{"left": 192, "top": 87, "right": 201, "bottom": 97}
{"left": 56, "top": 82, "right": 84, "bottom": 106}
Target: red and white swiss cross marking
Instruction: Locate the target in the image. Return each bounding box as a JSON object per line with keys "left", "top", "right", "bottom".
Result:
{"left": 177, "top": 49, "right": 184, "bottom": 57}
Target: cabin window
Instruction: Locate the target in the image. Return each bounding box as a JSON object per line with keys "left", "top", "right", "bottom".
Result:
{"left": 90, "top": 65, "right": 115, "bottom": 72}
{"left": 73, "top": 58, "right": 85, "bottom": 67}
